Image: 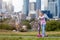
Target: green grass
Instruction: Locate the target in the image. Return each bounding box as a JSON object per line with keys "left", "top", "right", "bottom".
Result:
{"left": 0, "top": 30, "right": 60, "bottom": 40}
{"left": 0, "top": 31, "right": 60, "bottom": 37}
{"left": 0, "top": 37, "right": 60, "bottom": 40}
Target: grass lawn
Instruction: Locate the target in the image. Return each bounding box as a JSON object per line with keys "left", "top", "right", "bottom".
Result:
{"left": 0, "top": 37, "right": 60, "bottom": 40}
{"left": 0, "top": 30, "right": 60, "bottom": 37}
{"left": 0, "top": 30, "right": 60, "bottom": 40}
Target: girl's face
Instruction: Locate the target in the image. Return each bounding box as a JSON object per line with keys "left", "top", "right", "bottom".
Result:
{"left": 39, "top": 13, "right": 44, "bottom": 17}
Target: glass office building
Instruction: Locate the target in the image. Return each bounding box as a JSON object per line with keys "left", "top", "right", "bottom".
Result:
{"left": 48, "top": 0, "right": 60, "bottom": 18}
{"left": 48, "top": 2, "right": 57, "bottom": 18}
{"left": 0, "top": 0, "right": 2, "bottom": 10}
{"left": 23, "top": 0, "right": 29, "bottom": 16}
{"left": 29, "top": 2, "right": 36, "bottom": 11}
{"left": 57, "top": 0, "right": 60, "bottom": 18}
{"left": 48, "top": 0, "right": 56, "bottom": 2}
{"left": 36, "top": 0, "right": 41, "bottom": 10}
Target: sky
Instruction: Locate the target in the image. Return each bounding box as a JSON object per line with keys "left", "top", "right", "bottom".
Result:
{"left": 3, "top": 0, "right": 46, "bottom": 12}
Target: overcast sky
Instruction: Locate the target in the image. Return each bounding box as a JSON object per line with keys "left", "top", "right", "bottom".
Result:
{"left": 12, "top": 0, "right": 45, "bottom": 12}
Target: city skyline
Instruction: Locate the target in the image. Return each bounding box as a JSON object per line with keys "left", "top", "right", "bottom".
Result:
{"left": 1, "top": 0, "right": 60, "bottom": 19}
{"left": 4, "top": 0, "right": 45, "bottom": 12}
{"left": 3, "top": 0, "right": 45, "bottom": 12}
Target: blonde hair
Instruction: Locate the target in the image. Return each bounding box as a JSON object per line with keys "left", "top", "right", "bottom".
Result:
{"left": 36, "top": 9, "right": 44, "bottom": 17}
{"left": 39, "top": 10, "right": 44, "bottom": 17}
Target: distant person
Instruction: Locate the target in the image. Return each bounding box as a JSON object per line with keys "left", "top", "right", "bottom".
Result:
{"left": 37, "top": 11, "right": 49, "bottom": 37}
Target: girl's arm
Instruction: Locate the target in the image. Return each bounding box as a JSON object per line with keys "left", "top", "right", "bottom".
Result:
{"left": 44, "top": 14, "right": 50, "bottom": 20}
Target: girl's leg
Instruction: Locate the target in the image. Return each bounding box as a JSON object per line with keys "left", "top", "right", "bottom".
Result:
{"left": 38, "top": 23, "right": 40, "bottom": 34}
{"left": 37, "top": 23, "right": 42, "bottom": 37}
{"left": 42, "top": 24, "right": 46, "bottom": 37}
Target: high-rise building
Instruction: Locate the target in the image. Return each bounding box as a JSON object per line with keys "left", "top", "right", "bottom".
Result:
{"left": 6, "top": 0, "right": 14, "bottom": 12}
{"left": 36, "top": 0, "right": 41, "bottom": 18}
{"left": 28, "top": 2, "right": 36, "bottom": 19}
{"left": 44, "top": 0, "right": 48, "bottom": 10}
{"left": 6, "top": 4, "right": 14, "bottom": 12}
{"left": 2, "top": 2, "right": 7, "bottom": 12}
{"left": 36, "top": 0, "right": 41, "bottom": 10}
{"left": 48, "top": 0, "right": 56, "bottom": 2}
{"left": 48, "top": 0, "right": 60, "bottom": 18}
{"left": 29, "top": 2, "right": 36, "bottom": 11}
{"left": 48, "top": 2, "right": 57, "bottom": 18}
{"left": 0, "top": 0, "right": 2, "bottom": 12}
{"left": 56, "top": 0, "right": 60, "bottom": 18}
{"left": 2, "top": 0, "right": 14, "bottom": 12}
{"left": 23, "top": 0, "right": 29, "bottom": 16}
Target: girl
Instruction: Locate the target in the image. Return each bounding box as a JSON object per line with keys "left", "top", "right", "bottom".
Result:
{"left": 38, "top": 11, "right": 49, "bottom": 37}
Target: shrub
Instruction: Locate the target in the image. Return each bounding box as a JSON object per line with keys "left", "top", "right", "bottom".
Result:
{"left": 21, "top": 20, "right": 31, "bottom": 29}
{"left": 46, "top": 20, "right": 60, "bottom": 31}
{"left": 20, "top": 28, "right": 27, "bottom": 32}
{"left": 0, "top": 23, "right": 15, "bottom": 30}
{"left": 0, "top": 18, "right": 8, "bottom": 22}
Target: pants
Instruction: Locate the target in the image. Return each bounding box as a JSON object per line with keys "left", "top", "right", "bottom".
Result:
{"left": 38, "top": 23, "right": 41, "bottom": 34}
{"left": 41, "top": 24, "right": 46, "bottom": 37}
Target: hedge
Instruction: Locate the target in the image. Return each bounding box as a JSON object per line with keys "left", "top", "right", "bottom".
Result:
{"left": 0, "top": 20, "right": 60, "bottom": 31}
{"left": 0, "top": 23, "right": 15, "bottom": 30}
{"left": 21, "top": 20, "right": 31, "bottom": 29}
{"left": 46, "top": 20, "right": 60, "bottom": 31}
